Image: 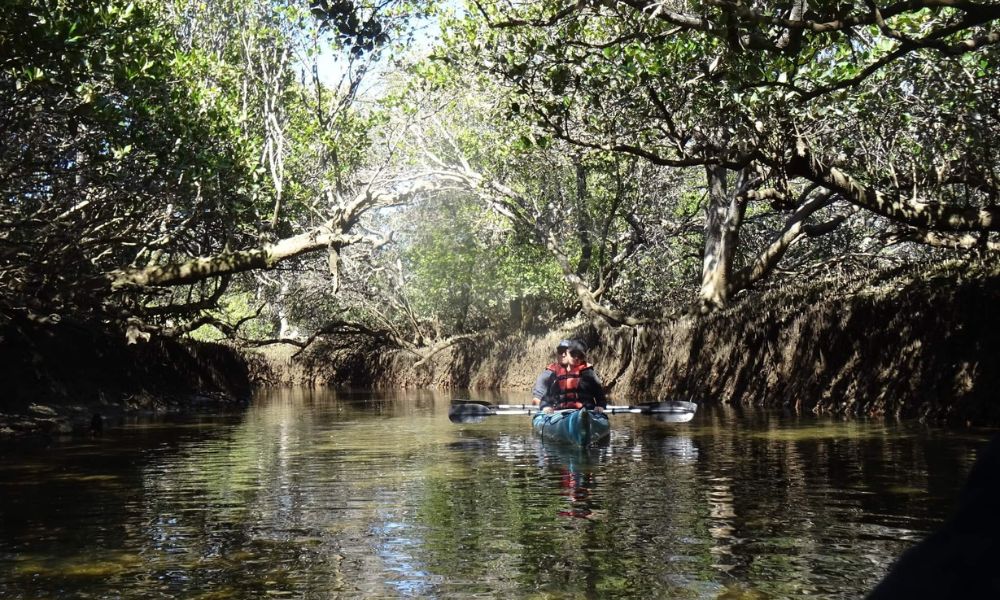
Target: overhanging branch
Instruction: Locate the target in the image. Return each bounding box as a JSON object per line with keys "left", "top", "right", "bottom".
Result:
{"left": 786, "top": 142, "right": 1000, "bottom": 232}
{"left": 107, "top": 178, "right": 452, "bottom": 290}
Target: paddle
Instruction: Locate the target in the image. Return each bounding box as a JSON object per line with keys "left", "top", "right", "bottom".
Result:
{"left": 447, "top": 402, "right": 531, "bottom": 423}
{"left": 448, "top": 400, "right": 697, "bottom": 424}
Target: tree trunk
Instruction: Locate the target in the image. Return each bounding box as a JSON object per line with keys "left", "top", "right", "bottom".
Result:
{"left": 699, "top": 165, "right": 747, "bottom": 311}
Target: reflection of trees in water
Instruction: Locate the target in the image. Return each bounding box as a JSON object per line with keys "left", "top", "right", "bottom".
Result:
{"left": 2, "top": 391, "right": 986, "bottom": 598}
{"left": 127, "top": 402, "right": 980, "bottom": 599}
{"left": 707, "top": 477, "right": 736, "bottom": 573}
{"left": 682, "top": 404, "right": 985, "bottom": 597}
{"left": 133, "top": 387, "right": 462, "bottom": 598}
{"left": 420, "top": 421, "right": 719, "bottom": 595}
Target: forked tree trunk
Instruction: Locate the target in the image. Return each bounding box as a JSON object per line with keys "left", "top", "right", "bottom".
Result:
{"left": 699, "top": 165, "right": 747, "bottom": 311}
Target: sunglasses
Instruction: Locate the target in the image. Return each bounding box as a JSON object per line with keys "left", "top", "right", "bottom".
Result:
{"left": 558, "top": 348, "right": 584, "bottom": 359}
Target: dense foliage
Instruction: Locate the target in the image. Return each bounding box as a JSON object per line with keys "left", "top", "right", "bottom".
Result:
{"left": 2, "top": 0, "right": 999, "bottom": 355}
{"left": 441, "top": 0, "right": 1000, "bottom": 312}
{"left": 1, "top": 0, "right": 254, "bottom": 319}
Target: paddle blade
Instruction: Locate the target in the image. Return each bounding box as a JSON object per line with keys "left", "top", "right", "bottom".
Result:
{"left": 448, "top": 403, "right": 494, "bottom": 423}
{"left": 645, "top": 400, "right": 697, "bottom": 423}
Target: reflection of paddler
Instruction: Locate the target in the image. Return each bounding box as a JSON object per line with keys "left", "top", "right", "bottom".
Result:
{"left": 560, "top": 469, "right": 593, "bottom": 501}
{"left": 558, "top": 468, "right": 596, "bottom": 519}
{"left": 539, "top": 441, "right": 603, "bottom": 519}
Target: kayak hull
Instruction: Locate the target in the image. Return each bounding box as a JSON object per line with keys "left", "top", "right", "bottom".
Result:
{"left": 532, "top": 408, "right": 611, "bottom": 447}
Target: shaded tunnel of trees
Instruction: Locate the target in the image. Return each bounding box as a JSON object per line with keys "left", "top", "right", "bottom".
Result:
{"left": 2, "top": 0, "right": 999, "bottom": 420}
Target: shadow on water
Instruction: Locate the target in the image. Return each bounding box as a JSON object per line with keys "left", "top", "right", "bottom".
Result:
{"left": 0, "top": 388, "right": 994, "bottom": 599}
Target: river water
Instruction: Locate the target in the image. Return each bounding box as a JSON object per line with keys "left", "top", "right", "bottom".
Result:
{"left": 0, "top": 388, "right": 992, "bottom": 599}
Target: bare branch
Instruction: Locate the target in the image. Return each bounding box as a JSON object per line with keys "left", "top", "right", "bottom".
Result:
{"left": 886, "top": 228, "right": 1000, "bottom": 251}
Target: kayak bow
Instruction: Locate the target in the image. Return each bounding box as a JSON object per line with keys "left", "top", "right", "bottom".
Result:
{"left": 532, "top": 408, "right": 611, "bottom": 447}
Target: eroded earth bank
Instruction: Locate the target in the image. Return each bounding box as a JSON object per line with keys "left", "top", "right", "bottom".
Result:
{"left": 3, "top": 260, "right": 999, "bottom": 439}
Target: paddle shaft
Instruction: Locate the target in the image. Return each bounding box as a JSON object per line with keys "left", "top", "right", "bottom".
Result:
{"left": 452, "top": 399, "right": 695, "bottom": 411}
{"left": 495, "top": 404, "right": 642, "bottom": 411}
{"left": 448, "top": 400, "right": 696, "bottom": 424}
{"left": 484, "top": 407, "right": 645, "bottom": 416}
{"left": 493, "top": 403, "right": 695, "bottom": 414}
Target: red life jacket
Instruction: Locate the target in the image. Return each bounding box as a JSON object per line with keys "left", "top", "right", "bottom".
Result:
{"left": 545, "top": 362, "right": 594, "bottom": 409}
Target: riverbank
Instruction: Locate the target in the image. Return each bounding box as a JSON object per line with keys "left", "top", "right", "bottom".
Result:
{"left": 0, "top": 314, "right": 253, "bottom": 439}
{"left": 260, "top": 259, "right": 1000, "bottom": 426}
{"left": 3, "top": 258, "right": 998, "bottom": 438}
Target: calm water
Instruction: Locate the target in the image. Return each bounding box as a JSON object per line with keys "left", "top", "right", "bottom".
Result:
{"left": 0, "top": 388, "right": 993, "bottom": 599}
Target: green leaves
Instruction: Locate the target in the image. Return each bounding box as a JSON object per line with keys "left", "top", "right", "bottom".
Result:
{"left": 423, "top": 0, "right": 1000, "bottom": 314}
{"left": 402, "top": 197, "right": 569, "bottom": 330}
{"left": 0, "top": 0, "right": 262, "bottom": 318}
{"left": 546, "top": 64, "right": 571, "bottom": 94}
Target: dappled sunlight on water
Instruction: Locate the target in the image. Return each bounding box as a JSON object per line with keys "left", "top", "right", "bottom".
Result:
{"left": 0, "top": 390, "right": 993, "bottom": 599}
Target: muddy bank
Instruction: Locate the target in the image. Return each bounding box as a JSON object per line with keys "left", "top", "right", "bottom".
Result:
{"left": 621, "top": 261, "right": 1000, "bottom": 424}
{"left": 0, "top": 315, "right": 253, "bottom": 439}
{"left": 5, "top": 258, "right": 997, "bottom": 436}
{"left": 266, "top": 260, "right": 1000, "bottom": 426}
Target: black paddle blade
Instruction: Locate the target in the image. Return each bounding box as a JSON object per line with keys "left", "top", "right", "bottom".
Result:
{"left": 448, "top": 403, "right": 494, "bottom": 423}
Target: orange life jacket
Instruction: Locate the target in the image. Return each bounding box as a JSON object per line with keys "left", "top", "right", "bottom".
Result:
{"left": 545, "top": 362, "right": 595, "bottom": 409}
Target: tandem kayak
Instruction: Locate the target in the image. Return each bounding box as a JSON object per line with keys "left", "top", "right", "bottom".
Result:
{"left": 532, "top": 408, "right": 611, "bottom": 447}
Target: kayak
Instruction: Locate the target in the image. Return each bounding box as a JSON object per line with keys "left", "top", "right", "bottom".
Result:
{"left": 532, "top": 408, "right": 611, "bottom": 447}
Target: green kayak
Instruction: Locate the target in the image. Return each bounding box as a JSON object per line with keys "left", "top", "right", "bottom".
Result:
{"left": 532, "top": 408, "right": 611, "bottom": 447}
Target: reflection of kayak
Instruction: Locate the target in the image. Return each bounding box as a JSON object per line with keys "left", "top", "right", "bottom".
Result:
{"left": 532, "top": 408, "right": 610, "bottom": 447}
{"left": 537, "top": 438, "right": 606, "bottom": 475}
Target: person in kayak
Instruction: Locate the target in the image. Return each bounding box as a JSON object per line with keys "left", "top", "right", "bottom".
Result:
{"left": 531, "top": 339, "right": 608, "bottom": 414}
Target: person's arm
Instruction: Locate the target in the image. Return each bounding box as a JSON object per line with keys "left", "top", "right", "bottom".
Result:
{"left": 585, "top": 368, "right": 608, "bottom": 409}
{"left": 532, "top": 369, "right": 555, "bottom": 411}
